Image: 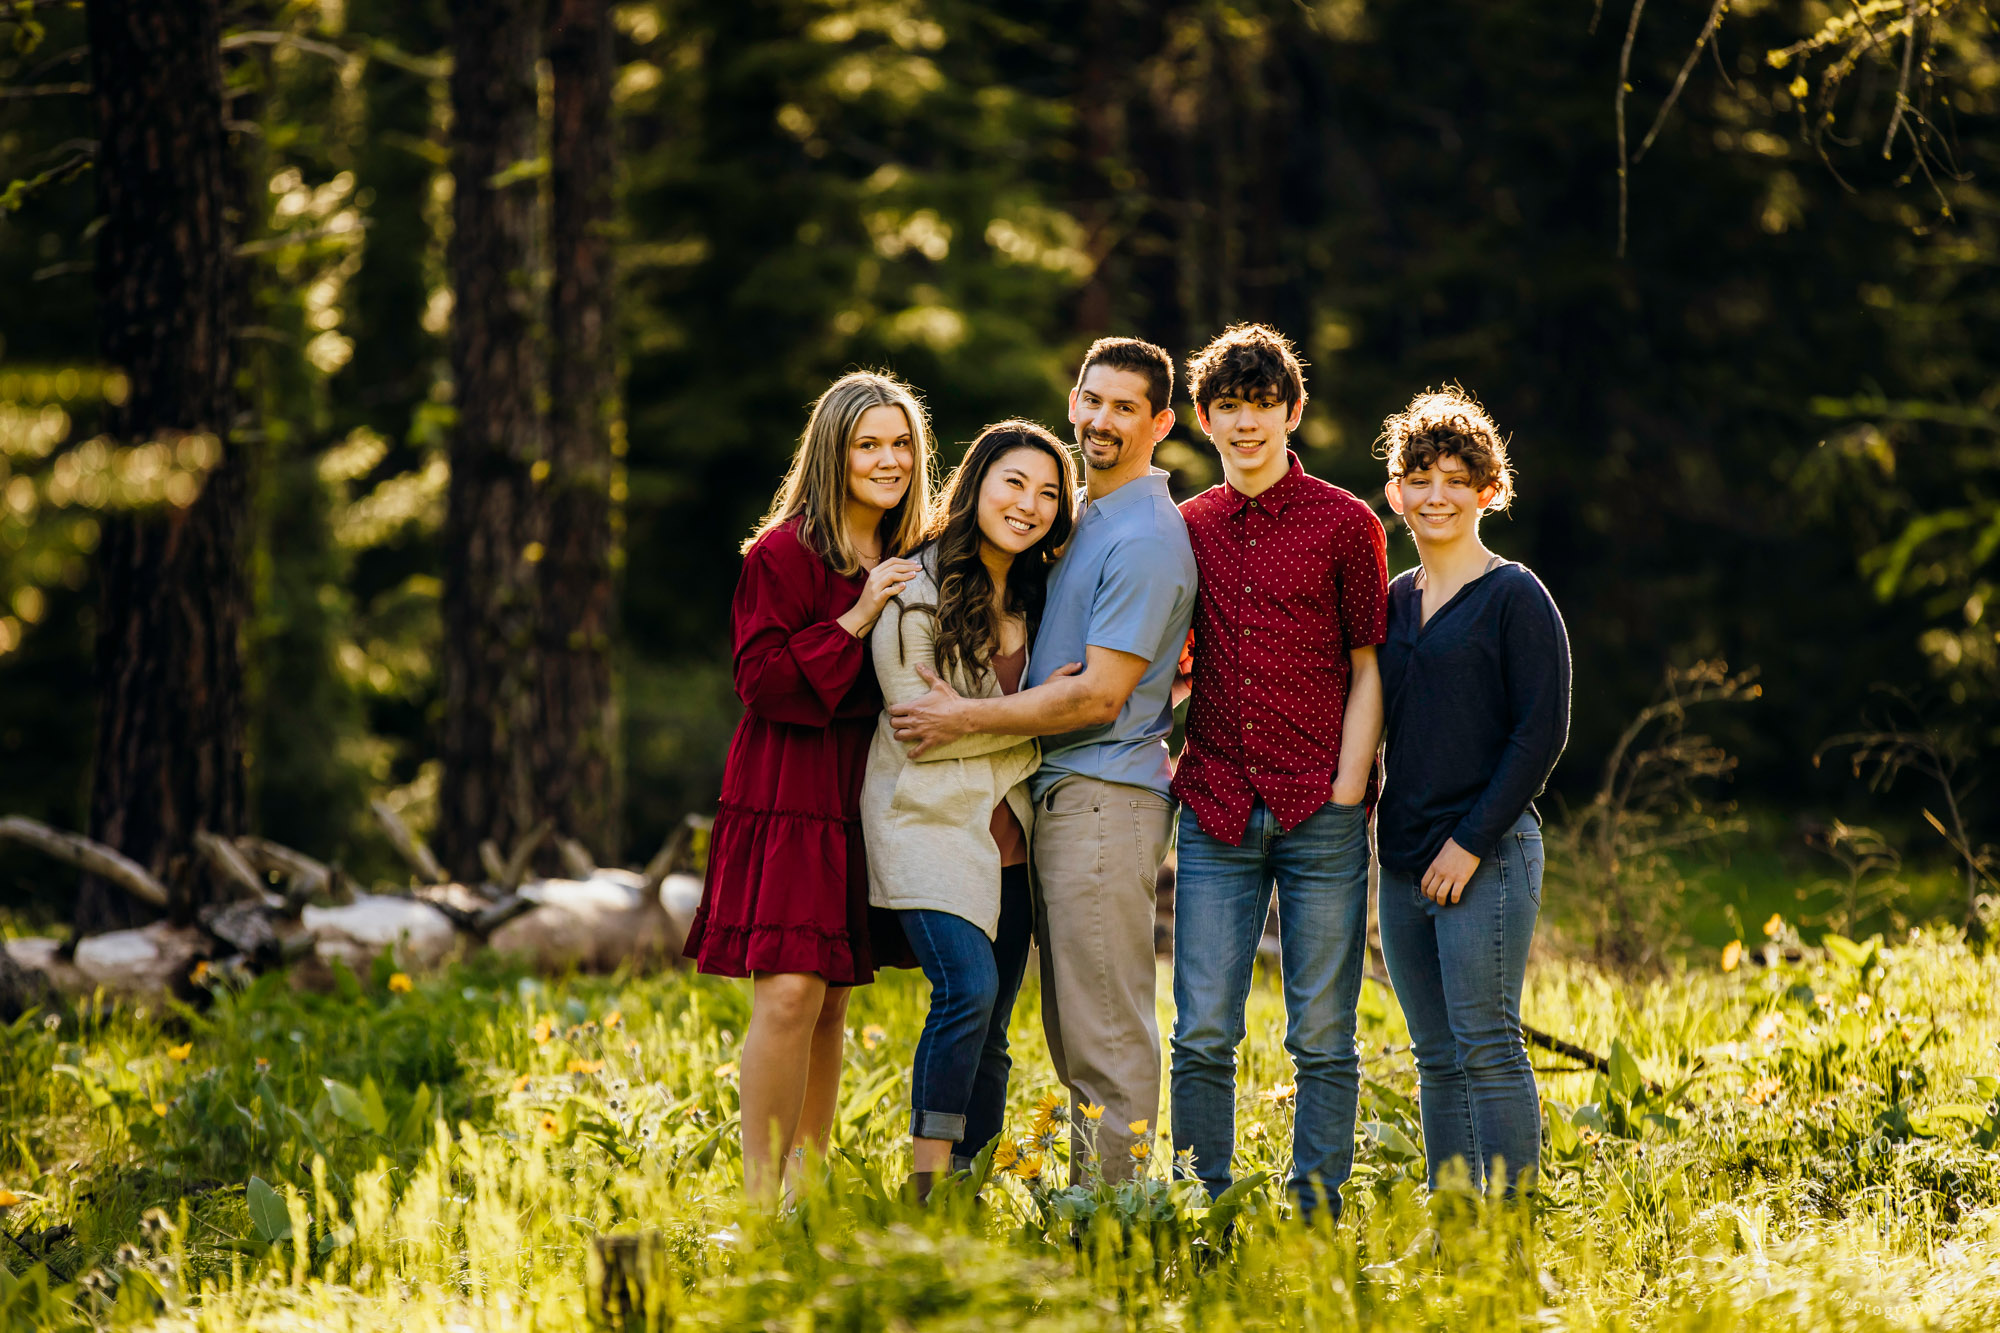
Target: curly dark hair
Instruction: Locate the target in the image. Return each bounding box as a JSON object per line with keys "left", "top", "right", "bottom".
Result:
{"left": 899, "top": 420, "right": 1077, "bottom": 687}
{"left": 1377, "top": 386, "right": 1515, "bottom": 510}
{"left": 1186, "top": 323, "right": 1307, "bottom": 410}
{"left": 1076, "top": 337, "right": 1174, "bottom": 418}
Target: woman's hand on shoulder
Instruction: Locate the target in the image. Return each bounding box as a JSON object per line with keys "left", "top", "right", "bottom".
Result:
{"left": 840, "top": 557, "right": 922, "bottom": 638}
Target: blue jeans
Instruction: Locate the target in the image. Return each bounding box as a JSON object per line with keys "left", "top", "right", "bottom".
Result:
{"left": 899, "top": 864, "right": 1033, "bottom": 1165}
{"left": 1170, "top": 799, "right": 1370, "bottom": 1216}
{"left": 1378, "top": 812, "right": 1544, "bottom": 1194}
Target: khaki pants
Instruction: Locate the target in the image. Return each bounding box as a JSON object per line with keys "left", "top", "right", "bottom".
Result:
{"left": 1031, "top": 774, "right": 1174, "bottom": 1181}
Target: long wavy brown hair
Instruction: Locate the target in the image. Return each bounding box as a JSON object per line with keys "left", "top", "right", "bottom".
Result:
{"left": 899, "top": 420, "right": 1076, "bottom": 687}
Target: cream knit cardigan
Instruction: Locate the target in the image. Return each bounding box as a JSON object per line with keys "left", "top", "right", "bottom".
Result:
{"left": 861, "top": 562, "right": 1039, "bottom": 940}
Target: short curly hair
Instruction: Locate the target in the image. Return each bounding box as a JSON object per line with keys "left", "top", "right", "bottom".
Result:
{"left": 1377, "top": 387, "right": 1515, "bottom": 511}
{"left": 1186, "top": 323, "right": 1307, "bottom": 411}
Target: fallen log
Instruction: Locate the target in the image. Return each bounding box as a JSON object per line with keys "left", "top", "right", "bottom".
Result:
{"left": 0, "top": 816, "right": 169, "bottom": 909}
{"left": 371, "top": 798, "right": 446, "bottom": 884}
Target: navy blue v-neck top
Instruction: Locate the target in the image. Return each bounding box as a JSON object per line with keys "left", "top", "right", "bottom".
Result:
{"left": 1376, "top": 561, "right": 1571, "bottom": 876}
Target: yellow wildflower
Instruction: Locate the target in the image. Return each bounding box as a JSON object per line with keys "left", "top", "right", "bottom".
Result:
{"left": 513, "top": 1075, "right": 533, "bottom": 1092}
{"left": 190, "top": 960, "right": 211, "bottom": 983}
{"left": 539, "top": 1113, "right": 560, "bottom": 1135}
{"left": 1752, "top": 1011, "right": 1784, "bottom": 1044}
{"left": 1034, "top": 1091, "right": 1065, "bottom": 1121}
{"left": 533, "top": 1018, "right": 554, "bottom": 1044}
{"left": 861, "top": 1024, "right": 887, "bottom": 1051}
{"left": 1721, "top": 940, "right": 1743, "bottom": 972}
{"left": 991, "top": 1141, "right": 1019, "bottom": 1171}
{"left": 1744, "top": 1076, "right": 1783, "bottom": 1107}
{"left": 1763, "top": 913, "right": 1784, "bottom": 938}
{"left": 1080, "top": 1103, "right": 1105, "bottom": 1121}
{"left": 715, "top": 1062, "right": 738, "bottom": 1079}
{"left": 0, "top": 1189, "right": 18, "bottom": 1207}
{"left": 167, "top": 1043, "right": 192, "bottom": 1063}
{"left": 388, "top": 972, "right": 413, "bottom": 994}
{"left": 254, "top": 1057, "right": 270, "bottom": 1072}
{"left": 1011, "top": 1153, "right": 1045, "bottom": 1180}
{"left": 1127, "top": 1119, "right": 1149, "bottom": 1136}
{"left": 152, "top": 1102, "right": 169, "bottom": 1118}
{"left": 567, "top": 1058, "right": 605, "bottom": 1075}
{"left": 1130, "top": 1140, "right": 1150, "bottom": 1160}
{"left": 604, "top": 1011, "right": 623, "bottom": 1029}
{"left": 1260, "top": 1082, "right": 1296, "bottom": 1104}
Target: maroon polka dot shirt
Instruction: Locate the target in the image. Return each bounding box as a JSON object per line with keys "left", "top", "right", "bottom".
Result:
{"left": 1171, "top": 452, "right": 1389, "bottom": 847}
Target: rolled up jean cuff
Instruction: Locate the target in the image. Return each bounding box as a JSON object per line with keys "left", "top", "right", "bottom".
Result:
{"left": 912, "top": 1109, "right": 967, "bottom": 1142}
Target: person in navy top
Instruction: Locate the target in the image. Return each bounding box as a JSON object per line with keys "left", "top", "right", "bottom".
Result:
{"left": 1375, "top": 387, "right": 1570, "bottom": 1197}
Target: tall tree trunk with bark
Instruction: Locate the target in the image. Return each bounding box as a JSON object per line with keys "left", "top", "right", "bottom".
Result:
{"left": 80, "top": 0, "right": 249, "bottom": 932}
{"left": 541, "top": 0, "right": 620, "bottom": 862}
{"left": 439, "top": 0, "right": 547, "bottom": 880}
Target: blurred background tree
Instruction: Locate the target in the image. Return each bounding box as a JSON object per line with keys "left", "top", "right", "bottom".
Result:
{"left": 0, "top": 0, "right": 1993, "bottom": 929}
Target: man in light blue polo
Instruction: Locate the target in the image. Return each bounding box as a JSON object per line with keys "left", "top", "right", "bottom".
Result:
{"left": 889, "top": 336, "right": 1197, "bottom": 1178}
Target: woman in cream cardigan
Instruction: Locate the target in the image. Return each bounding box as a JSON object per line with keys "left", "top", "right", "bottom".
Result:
{"left": 864, "top": 420, "right": 1077, "bottom": 1201}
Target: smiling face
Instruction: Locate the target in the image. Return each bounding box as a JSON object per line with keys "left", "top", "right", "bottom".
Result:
{"left": 1198, "top": 387, "right": 1303, "bottom": 491}
{"left": 845, "top": 403, "right": 915, "bottom": 516}
{"left": 975, "top": 445, "right": 1063, "bottom": 559}
{"left": 1068, "top": 364, "right": 1171, "bottom": 480}
{"left": 1384, "top": 451, "right": 1500, "bottom": 548}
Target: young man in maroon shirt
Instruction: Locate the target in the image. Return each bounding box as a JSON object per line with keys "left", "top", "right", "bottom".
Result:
{"left": 1169, "top": 323, "right": 1387, "bottom": 1220}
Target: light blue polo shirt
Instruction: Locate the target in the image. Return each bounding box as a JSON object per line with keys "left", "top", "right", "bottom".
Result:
{"left": 1027, "top": 469, "right": 1198, "bottom": 800}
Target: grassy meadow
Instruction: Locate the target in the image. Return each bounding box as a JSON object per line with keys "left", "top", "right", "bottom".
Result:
{"left": 3, "top": 915, "right": 2000, "bottom": 1331}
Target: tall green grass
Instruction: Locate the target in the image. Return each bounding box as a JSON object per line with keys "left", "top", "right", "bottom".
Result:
{"left": 2, "top": 923, "right": 1998, "bottom": 1330}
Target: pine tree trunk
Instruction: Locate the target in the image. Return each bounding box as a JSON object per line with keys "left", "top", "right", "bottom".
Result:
{"left": 542, "top": 0, "right": 620, "bottom": 862}
{"left": 438, "top": 0, "right": 548, "bottom": 880}
{"left": 79, "top": 0, "right": 248, "bottom": 932}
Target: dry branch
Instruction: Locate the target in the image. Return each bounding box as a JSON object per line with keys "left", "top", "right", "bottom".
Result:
{"left": 0, "top": 815, "right": 169, "bottom": 908}
{"left": 499, "top": 820, "right": 552, "bottom": 893}
{"left": 371, "top": 799, "right": 446, "bottom": 884}
{"left": 194, "top": 830, "right": 278, "bottom": 904}
{"left": 235, "top": 836, "right": 338, "bottom": 905}
{"left": 557, "top": 836, "right": 596, "bottom": 881}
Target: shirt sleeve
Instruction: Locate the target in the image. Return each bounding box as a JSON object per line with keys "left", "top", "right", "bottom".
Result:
{"left": 731, "top": 534, "right": 868, "bottom": 726}
{"left": 1447, "top": 576, "right": 1572, "bottom": 860}
{"left": 1338, "top": 502, "right": 1390, "bottom": 650}
{"left": 1085, "top": 532, "right": 1193, "bottom": 663}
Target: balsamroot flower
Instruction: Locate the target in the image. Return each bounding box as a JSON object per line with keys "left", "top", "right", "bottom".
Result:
{"left": 1080, "top": 1103, "right": 1105, "bottom": 1121}
{"left": 388, "top": 973, "right": 413, "bottom": 994}
{"left": 861, "top": 1024, "right": 887, "bottom": 1051}
{"left": 992, "top": 1141, "right": 1019, "bottom": 1171}
{"left": 1721, "top": 940, "right": 1743, "bottom": 972}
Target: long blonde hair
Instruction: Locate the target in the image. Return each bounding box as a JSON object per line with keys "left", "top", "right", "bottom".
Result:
{"left": 744, "top": 371, "right": 935, "bottom": 574}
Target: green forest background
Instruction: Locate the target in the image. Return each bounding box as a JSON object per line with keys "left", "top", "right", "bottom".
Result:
{"left": 1, "top": 0, "right": 1994, "bottom": 925}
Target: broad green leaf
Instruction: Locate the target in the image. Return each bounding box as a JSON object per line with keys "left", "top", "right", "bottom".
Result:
{"left": 359, "top": 1076, "right": 390, "bottom": 1136}
{"left": 315, "top": 1224, "right": 355, "bottom": 1257}
{"left": 397, "top": 1083, "right": 434, "bottom": 1149}
{"left": 1822, "top": 933, "right": 1873, "bottom": 969}
{"left": 246, "top": 1176, "right": 292, "bottom": 1245}
{"left": 1361, "top": 1120, "right": 1421, "bottom": 1161}
{"left": 1608, "top": 1040, "right": 1644, "bottom": 1104}
{"left": 323, "top": 1078, "right": 376, "bottom": 1134}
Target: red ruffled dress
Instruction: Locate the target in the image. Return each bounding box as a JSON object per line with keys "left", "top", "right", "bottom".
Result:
{"left": 684, "top": 517, "right": 912, "bottom": 984}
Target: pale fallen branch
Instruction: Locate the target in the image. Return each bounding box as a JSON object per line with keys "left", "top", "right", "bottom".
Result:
{"left": 557, "top": 836, "right": 597, "bottom": 881}
{"left": 371, "top": 799, "right": 446, "bottom": 884}
{"left": 499, "top": 820, "right": 552, "bottom": 894}
{"left": 194, "top": 830, "right": 280, "bottom": 905}
{"left": 0, "top": 815, "right": 169, "bottom": 908}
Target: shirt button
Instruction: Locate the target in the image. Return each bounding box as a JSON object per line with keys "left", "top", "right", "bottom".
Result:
{"left": 1249, "top": 766, "right": 1258, "bottom": 774}
{"left": 1244, "top": 721, "right": 1254, "bottom": 730}
{"left": 1249, "top": 538, "right": 1257, "bottom": 547}
{"left": 1243, "top": 584, "right": 1251, "bottom": 592}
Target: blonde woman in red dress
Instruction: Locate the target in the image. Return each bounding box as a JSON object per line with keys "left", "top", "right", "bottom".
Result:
{"left": 683, "top": 371, "right": 933, "bottom": 1202}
